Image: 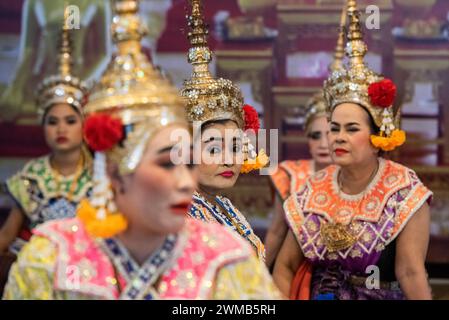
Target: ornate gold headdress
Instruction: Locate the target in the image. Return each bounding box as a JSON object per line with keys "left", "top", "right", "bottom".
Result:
{"left": 304, "top": 4, "right": 347, "bottom": 131}
{"left": 181, "top": 0, "right": 268, "bottom": 173}
{"left": 84, "top": 0, "right": 186, "bottom": 175}
{"left": 79, "top": 0, "right": 187, "bottom": 238}
{"left": 304, "top": 92, "right": 328, "bottom": 131}
{"left": 181, "top": 0, "right": 244, "bottom": 128}
{"left": 36, "top": 7, "right": 89, "bottom": 117}
{"left": 323, "top": 0, "right": 405, "bottom": 151}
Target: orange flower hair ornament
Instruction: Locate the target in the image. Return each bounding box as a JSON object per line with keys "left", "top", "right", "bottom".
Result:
{"left": 77, "top": 113, "right": 128, "bottom": 238}
{"left": 240, "top": 105, "right": 269, "bottom": 174}
{"left": 368, "top": 79, "right": 406, "bottom": 151}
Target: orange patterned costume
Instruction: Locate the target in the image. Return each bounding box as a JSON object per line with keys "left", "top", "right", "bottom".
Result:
{"left": 283, "top": 159, "right": 432, "bottom": 299}
{"left": 270, "top": 160, "right": 314, "bottom": 201}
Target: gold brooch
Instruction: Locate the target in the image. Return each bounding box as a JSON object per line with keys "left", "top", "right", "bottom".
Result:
{"left": 320, "top": 223, "right": 358, "bottom": 252}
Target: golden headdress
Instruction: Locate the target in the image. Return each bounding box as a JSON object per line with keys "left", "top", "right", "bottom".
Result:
{"left": 304, "top": 4, "right": 347, "bottom": 131}
{"left": 79, "top": 0, "right": 187, "bottom": 238}
{"left": 84, "top": 0, "right": 186, "bottom": 175}
{"left": 36, "top": 7, "right": 89, "bottom": 117}
{"left": 323, "top": 0, "right": 405, "bottom": 151}
{"left": 181, "top": 0, "right": 269, "bottom": 173}
{"left": 304, "top": 92, "right": 328, "bottom": 131}
{"left": 181, "top": 0, "right": 244, "bottom": 128}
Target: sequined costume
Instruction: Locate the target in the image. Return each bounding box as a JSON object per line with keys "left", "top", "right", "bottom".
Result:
{"left": 181, "top": 0, "right": 265, "bottom": 260}
{"left": 271, "top": 160, "right": 314, "bottom": 201}
{"left": 2, "top": 13, "right": 91, "bottom": 252}
{"left": 3, "top": 218, "right": 280, "bottom": 300}
{"left": 189, "top": 192, "right": 265, "bottom": 260}
{"left": 5, "top": 155, "right": 92, "bottom": 231}
{"left": 284, "top": 159, "right": 432, "bottom": 299}
{"left": 283, "top": 0, "right": 430, "bottom": 299}
{"left": 2, "top": 0, "right": 281, "bottom": 301}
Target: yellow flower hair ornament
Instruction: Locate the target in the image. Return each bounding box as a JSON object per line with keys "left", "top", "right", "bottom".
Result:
{"left": 371, "top": 129, "right": 406, "bottom": 152}
{"left": 77, "top": 199, "right": 128, "bottom": 238}
{"left": 368, "top": 79, "right": 406, "bottom": 152}
{"left": 241, "top": 149, "right": 270, "bottom": 174}
{"left": 240, "top": 105, "right": 270, "bottom": 173}
{"left": 77, "top": 114, "right": 128, "bottom": 238}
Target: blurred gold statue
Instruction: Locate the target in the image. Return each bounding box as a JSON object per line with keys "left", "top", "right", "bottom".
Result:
{"left": 226, "top": 0, "right": 276, "bottom": 40}
{"left": 0, "top": 0, "right": 112, "bottom": 123}
{"left": 139, "top": 0, "right": 173, "bottom": 58}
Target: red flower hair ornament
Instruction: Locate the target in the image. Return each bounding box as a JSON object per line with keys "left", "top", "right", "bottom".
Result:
{"left": 368, "top": 79, "right": 397, "bottom": 108}
{"left": 367, "top": 79, "right": 406, "bottom": 152}
{"left": 243, "top": 104, "right": 260, "bottom": 133}
{"left": 240, "top": 104, "right": 269, "bottom": 173}
{"left": 84, "top": 114, "right": 124, "bottom": 152}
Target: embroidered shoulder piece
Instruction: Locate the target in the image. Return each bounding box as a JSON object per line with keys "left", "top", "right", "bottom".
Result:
{"left": 4, "top": 170, "right": 35, "bottom": 216}
{"left": 189, "top": 192, "right": 265, "bottom": 260}
{"left": 189, "top": 193, "right": 218, "bottom": 223}
{"left": 303, "top": 158, "right": 416, "bottom": 224}
{"left": 158, "top": 220, "right": 252, "bottom": 299}
{"left": 34, "top": 218, "right": 121, "bottom": 299}
{"left": 5, "top": 156, "right": 92, "bottom": 218}
{"left": 22, "top": 156, "right": 92, "bottom": 202}
{"left": 33, "top": 218, "right": 253, "bottom": 300}
{"left": 283, "top": 159, "right": 433, "bottom": 259}
{"left": 388, "top": 169, "right": 432, "bottom": 243}
{"left": 283, "top": 185, "right": 309, "bottom": 243}
{"left": 270, "top": 160, "right": 313, "bottom": 200}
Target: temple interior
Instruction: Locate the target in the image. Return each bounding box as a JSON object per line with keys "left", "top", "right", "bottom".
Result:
{"left": 0, "top": 0, "right": 448, "bottom": 299}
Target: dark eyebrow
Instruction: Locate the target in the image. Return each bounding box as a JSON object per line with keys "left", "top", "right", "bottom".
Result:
{"left": 203, "top": 137, "right": 223, "bottom": 144}
{"left": 157, "top": 144, "right": 193, "bottom": 154}
{"left": 157, "top": 145, "right": 175, "bottom": 154}
{"left": 46, "top": 115, "right": 58, "bottom": 122}
{"left": 330, "top": 122, "right": 360, "bottom": 126}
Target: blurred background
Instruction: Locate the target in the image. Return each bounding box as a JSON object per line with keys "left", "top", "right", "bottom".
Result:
{"left": 0, "top": 0, "right": 448, "bottom": 298}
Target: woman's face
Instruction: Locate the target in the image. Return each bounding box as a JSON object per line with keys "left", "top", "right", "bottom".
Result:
{"left": 43, "top": 103, "right": 83, "bottom": 153}
{"left": 307, "top": 115, "right": 332, "bottom": 167}
{"left": 328, "top": 103, "right": 378, "bottom": 167}
{"left": 197, "top": 120, "right": 243, "bottom": 192}
{"left": 113, "top": 124, "right": 197, "bottom": 235}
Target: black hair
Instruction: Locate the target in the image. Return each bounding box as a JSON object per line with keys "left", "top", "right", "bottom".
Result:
{"left": 366, "top": 109, "right": 380, "bottom": 135}
{"left": 200, "top": 119, "right": 238, "bottom": 132}
{"left": 361, "top": 105, "right": 386, "bottom": 157}
{"left": 41, "top": 103, "right": 82, "bottom": 125}
{"left": 195, "top": 119, "right": 238, "bottom": 141}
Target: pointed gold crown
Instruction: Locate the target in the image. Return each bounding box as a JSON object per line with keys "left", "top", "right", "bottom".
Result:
{"left": 323, "top": 0, "right": 396, "bottom": 129}
{"left": 181, "top": 0, "right": 244, "bottom": 128}
{"left": 36, "top": 7, "right": 89, "bottom": 116}
{"left": 304, "top": 4, "right": 347, "bottom": 131}
{"left": 84, "top": 0, "right": 186, "bottom": 174}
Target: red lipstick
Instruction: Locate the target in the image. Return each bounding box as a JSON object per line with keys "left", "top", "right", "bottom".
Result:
{"left": 170, "top": 202, "right": 190, "bottom": 216}
{"left": 56, "top": 136, "right": 68, "bottom": 144}
{"left": 334, "top": 148, "right": 348, "bottom": 157}
{"left": 219, "top": 171, "right": 235, "bottom": 178}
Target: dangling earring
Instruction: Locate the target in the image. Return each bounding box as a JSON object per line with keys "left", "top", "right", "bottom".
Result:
{"left": 77, "top": 152, "right": 128, "bottom": 238}
{"left": 240, "top": 104, "right": 269, "bottom": 174}
{"left": 240, "top": 133, "right": 269, "bottom": 174}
